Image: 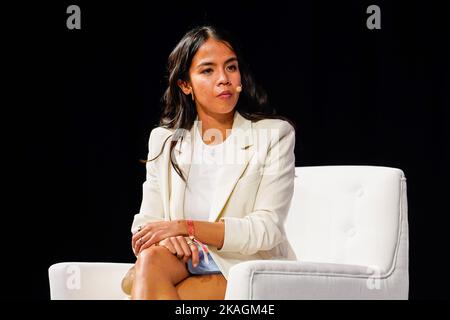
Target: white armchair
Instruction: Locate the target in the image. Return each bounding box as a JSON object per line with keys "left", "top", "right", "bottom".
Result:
{"left": 49, "top": 165, "right": 409, "bottom": 299}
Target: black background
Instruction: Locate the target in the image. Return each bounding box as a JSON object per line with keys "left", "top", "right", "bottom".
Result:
{"left": 4, "top": 0, "right": 449, "bottom": 300}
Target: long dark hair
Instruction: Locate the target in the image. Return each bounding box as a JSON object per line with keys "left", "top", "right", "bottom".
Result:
{"left": 145, "top": 25, "right": 296, "bottom": 183}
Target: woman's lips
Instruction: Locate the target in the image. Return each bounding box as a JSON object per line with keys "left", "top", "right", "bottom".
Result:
{"left": 218, "top": 93, "right": 232, "bottom": 99}
{"left": 217, "top": 91, "right": 232, "bottom": 99}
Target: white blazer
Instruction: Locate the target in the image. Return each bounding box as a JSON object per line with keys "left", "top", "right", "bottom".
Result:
{"left": 132, "top": 110, "right": 297, "bottom": 279}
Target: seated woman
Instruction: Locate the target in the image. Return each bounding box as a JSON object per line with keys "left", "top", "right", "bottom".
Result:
{"left": 124, "top": 25, "right": 297, "bottom": 300}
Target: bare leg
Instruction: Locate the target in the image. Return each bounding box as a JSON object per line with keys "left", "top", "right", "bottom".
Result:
{"left": 131, "top": 246, "right": 190, "bottom": 300}
{"left": 176, "top": 274, "right": 227, "bottom": 300}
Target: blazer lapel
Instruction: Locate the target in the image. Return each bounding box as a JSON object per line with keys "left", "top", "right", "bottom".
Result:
{"left": 208, "top": 112, "right": 254, "bottom": 222}
{"left": 169, "top": 126, "right": 194, "bottom": 221}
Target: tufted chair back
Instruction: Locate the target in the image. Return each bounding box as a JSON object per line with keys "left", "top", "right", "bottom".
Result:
{"left": 284, "top": 166, "right": 409, "bottom": 276}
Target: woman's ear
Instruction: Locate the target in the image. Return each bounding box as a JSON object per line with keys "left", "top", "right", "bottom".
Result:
{"left": 177, "top": 79, "right": 192, "bottom": 96}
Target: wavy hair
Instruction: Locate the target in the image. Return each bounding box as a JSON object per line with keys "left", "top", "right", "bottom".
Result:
{"left": 144, "top": 25, "right": 296, "bottom": 183}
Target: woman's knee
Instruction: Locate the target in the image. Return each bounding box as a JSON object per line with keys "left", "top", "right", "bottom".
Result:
{"left": 134, "top": 245, "right": 190, "bottom": 284}
{"left": 135, "top": 246, "right": 169, "bottom": 271}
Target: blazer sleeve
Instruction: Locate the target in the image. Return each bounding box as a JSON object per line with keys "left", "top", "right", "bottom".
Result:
{"left": 218, "top": 121, "right": 296, "bottom": 255}
{"left": 130, "top": 128, "right": 166, "bottom": 234}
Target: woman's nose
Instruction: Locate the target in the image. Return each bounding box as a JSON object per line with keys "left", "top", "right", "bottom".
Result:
{"left": 217, "top": 69, "right": 230, "bottom": 86}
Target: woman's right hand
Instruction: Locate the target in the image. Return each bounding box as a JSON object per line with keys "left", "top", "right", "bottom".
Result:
{"left": 158, "top": 236, "right": 200, "bottom": 267}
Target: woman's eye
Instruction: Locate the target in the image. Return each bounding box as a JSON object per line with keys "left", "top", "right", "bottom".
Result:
{"left": 227, "top": 65, "right": 237, "bottom": 71}
{"left": 201, "top": 68, "right": 213, "bottom": 74}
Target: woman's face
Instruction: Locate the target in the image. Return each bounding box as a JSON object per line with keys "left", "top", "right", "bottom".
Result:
{"left": 179, "top": 38, "right": 241, "bottom": 116}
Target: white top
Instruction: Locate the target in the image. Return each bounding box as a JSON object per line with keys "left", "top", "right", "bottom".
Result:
{"left": 183, "top": 122, "right": 234, "bottom": 221}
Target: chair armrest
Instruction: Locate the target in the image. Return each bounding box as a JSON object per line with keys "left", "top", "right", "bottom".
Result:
{"left": 225, "top": 260, "right": 408, "bottom": 300}
{"left": 48, "top": 262, "right": 133, "bottom": 300}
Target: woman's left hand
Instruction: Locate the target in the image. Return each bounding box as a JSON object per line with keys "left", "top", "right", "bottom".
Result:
{"left": 132, "top": 220, "right": 186, "bottom": 255}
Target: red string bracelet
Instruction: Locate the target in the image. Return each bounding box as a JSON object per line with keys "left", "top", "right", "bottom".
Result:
{"left": 186, "top": 220, "right": 210, "bottom": 264}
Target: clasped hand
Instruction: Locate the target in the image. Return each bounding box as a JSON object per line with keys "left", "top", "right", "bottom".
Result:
{"left": 131, "top": 220, "right": 200, "bottom": 267}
